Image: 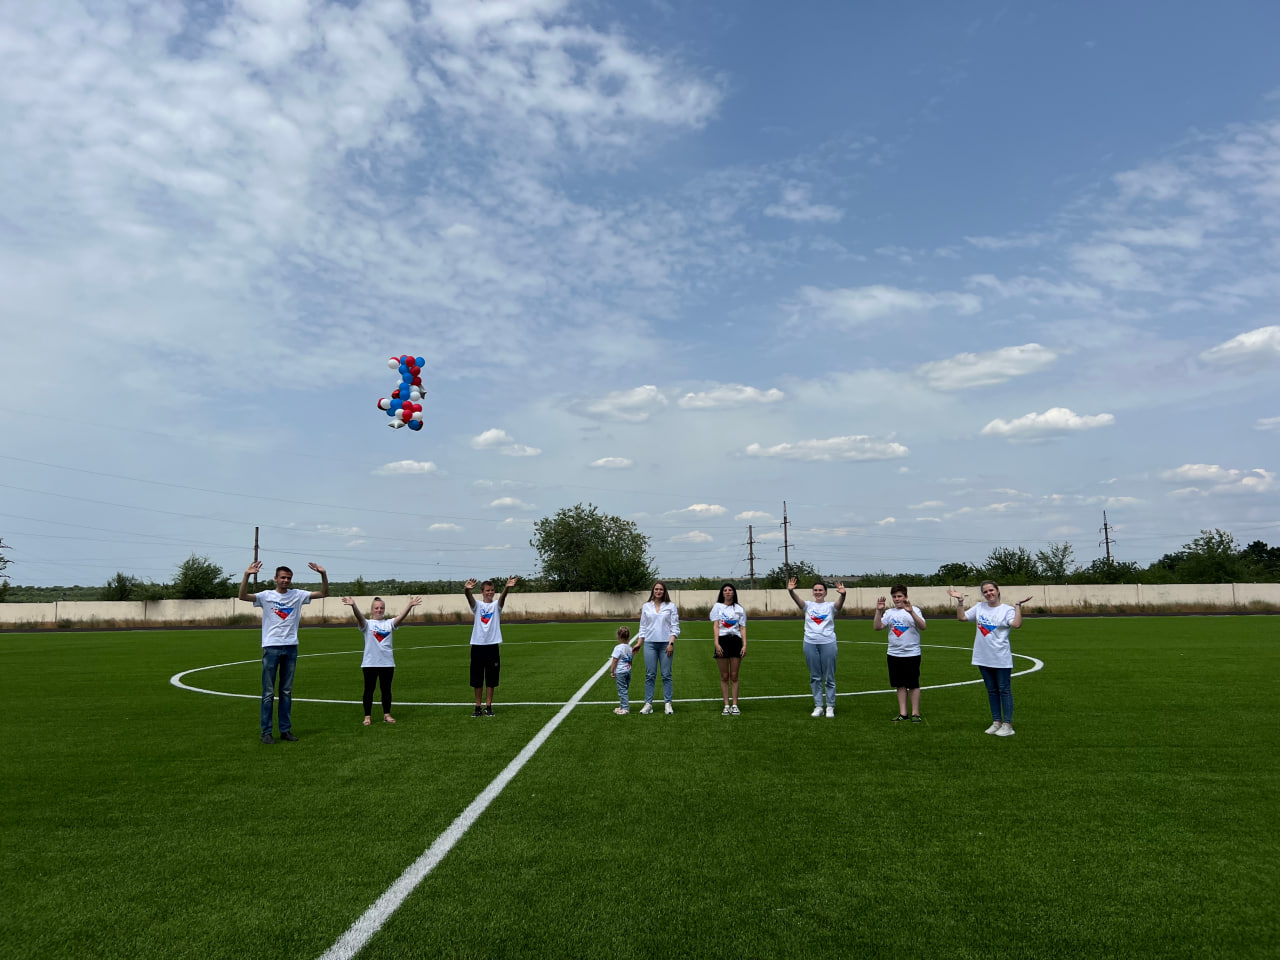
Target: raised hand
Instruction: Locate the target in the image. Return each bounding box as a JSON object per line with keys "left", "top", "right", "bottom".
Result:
{"left": 408, "top": 596, "right": 423, "bottom": 607}
{"left": 308, "top": 562, "right": 326, "bottom": 576}
{"left": 341, "top": 596, "right": 355, "bottom": 607}
{"left": 464, "top": 578, "right": 478, "bottom": 590}
{"left": 834, "top": 581, "right": 846, "bottom": 595}
{"left": 505, "top": 576, "right": 519, "bottom": 588}
{"left": 875, "top": 596, "right": 887, "bottom": 612}
{"left": 787, "top": 577, "right": 798, "bottom": 590}
{"left": 245, "top": 561, "right": 262, "bottom": 576}
{"left": 947, "top": 588, "right": 964, "bottom": 600}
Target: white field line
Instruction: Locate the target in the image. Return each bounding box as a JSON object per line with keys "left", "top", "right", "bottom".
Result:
{"left": 169, "top": 641, "right": 1043, "bottom": 708}
{"left": 315, "top": 657, "right": 613, "bottom": 960}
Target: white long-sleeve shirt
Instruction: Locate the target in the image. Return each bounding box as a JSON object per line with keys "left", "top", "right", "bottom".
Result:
{"left": 638, "top": 600, "right": 681, "bottom": 643}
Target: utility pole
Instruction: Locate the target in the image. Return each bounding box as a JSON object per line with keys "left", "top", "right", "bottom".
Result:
{"left": 781, "top": 501, "right": 791, "bottom": 578}
{"left": 253, "top": 526, "right": 260, "bottom": 586}
{"left": 1099, "top": 511, "right": 1115, "bottom": 565}
{"left": 746, "top": 525, "right": 757, "bottom": 589}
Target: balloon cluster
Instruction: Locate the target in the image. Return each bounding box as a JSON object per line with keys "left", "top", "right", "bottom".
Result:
{"left": 377, "top": 355, "right": 426, "bottom": 431}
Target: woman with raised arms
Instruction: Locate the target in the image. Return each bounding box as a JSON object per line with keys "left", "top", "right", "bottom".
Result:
{"left": 948, "top": 580, "right": 1032, "bottom": 737}
{"left": 787, "top": 576, "right": 846, "bottom": 718}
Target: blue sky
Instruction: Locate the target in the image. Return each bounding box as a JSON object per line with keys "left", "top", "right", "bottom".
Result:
{"left": 2, "top": 0, "right": 1279, "bottom": 587}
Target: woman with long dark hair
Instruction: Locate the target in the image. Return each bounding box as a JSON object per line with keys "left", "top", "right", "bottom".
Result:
{"left": 637, "top": 581, "right": 680, "bottom": 715}
{"left": 710, "top": 582, "right": 747, "bottom": 715}
{"left": 948, "top": 580, "right": 1032, "bottom": 737}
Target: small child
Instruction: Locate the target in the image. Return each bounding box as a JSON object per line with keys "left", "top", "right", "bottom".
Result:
{"left": 609, "top": 625, "right": 640, "bottom": 715}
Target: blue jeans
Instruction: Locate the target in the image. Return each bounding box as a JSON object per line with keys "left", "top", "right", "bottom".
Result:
{"left": 262, "top": 646, "right": 298, "bottom": 734}
{"left": 643, "top": 640, "right": 673, "bottom": 703}
{"left": 615, "top": 670, "right": 632, "bottom": 710}
{"left": 978, "top": 666, "right": 1013, "bottom": 722}
{"left": 803, "top": 641, "right": 837, "bottom": 708}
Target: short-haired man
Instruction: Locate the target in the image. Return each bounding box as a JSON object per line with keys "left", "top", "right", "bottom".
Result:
{"left": 240, "top": 560, "right": 329, "bottom": 744}
{"left": 463, "top": 576, "right": 518, "bottom": 717}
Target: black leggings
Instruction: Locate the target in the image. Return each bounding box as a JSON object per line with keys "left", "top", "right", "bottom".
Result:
{"left": 362, "top": 666, "right": 394, "bottom": 715}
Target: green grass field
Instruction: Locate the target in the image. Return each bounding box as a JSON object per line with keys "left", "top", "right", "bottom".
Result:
{"left": 2, "top": 616, "right": 1277, "bottom": 959}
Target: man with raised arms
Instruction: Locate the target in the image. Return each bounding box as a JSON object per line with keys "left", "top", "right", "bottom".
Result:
{"left": 464, "top": 576, "right": 518, "bottom": 717}
{"left": 240, "top": 560, "right": 329, "bottom": 744}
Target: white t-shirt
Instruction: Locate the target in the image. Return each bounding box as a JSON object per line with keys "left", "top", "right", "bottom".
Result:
{"left": 883, "top": 606, "right": 924, "bottom": 657}
{"left": 361, "top": 618, "right": 396, "bottom": 668}
{"left": 709, "top": 602, "right": 746, "bottom": 637}
{"left": 966, "top": 603, "right": 1017, "bottom": 668}
{"left": 803, "top": 601, "right": 837, "bottom": 644}
{"left": 470, "top": 599, "right": 502, "bottom": 646}
{"left": 611, "top": 642, "right": 634, "bottom": 673}
{"left": 638, "top": 601, "right": 680, "bottom": 643}
{"left": 253, "top": 589, "right": 312, "bottom": 647}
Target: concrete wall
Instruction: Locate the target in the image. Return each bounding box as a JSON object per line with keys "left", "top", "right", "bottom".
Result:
{"left": 2, "top": 582, "right": 1278, "bottom": 628}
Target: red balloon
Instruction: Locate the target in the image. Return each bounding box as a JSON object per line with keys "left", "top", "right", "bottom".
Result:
{"left": 392, "top": 389, "right": 401, "bottom": 399}
{"left": 412, "top": 376, "right": 422, "bottom": 386}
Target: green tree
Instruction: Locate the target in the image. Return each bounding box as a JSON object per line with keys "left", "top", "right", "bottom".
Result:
{"left": 1035, "top": 542, "right": 1076, "bottom": 582}
{"left": 530, "top": 503, "right": 654, "bottom": 592}
{"left": 173, "top": 554, "right": 232, "bottom": 599}
{"left": 101, "top": 572, "right": 139, "bottom": 601}
{"left": 1240, "top": 540, "right": 1280, "bottom": 580}
{"left": 760, "top": 559, "right": 822, "bottom": 589}
{"left": 983, "top": 546, "right": 1040, "bottom": 583}
{"left": 1175, "top": 529, "right": 1244, "bottom": 583}
{"left": 932, "top": 561, "right": 982, "bottom": 586}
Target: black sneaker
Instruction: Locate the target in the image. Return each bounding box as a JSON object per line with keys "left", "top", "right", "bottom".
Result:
{"left": 484, "top": 706, "right": 495, "bottom": 717}
{"left": 891, "top": 715, "right": 908, "bottom": 722}
{"left": 280, "top": 731, "right": 299, "bottom": 741}
{"left": 472, "top": 707, "right": 483, "bottom": 718}
{"left": 261, "top": 732, "right": 275, "bottom": 745}
{"left": 911, "top": 715, "right": 922, "bottom": 723}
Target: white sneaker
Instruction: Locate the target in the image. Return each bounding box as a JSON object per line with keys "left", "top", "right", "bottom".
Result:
{"left": 640, "top": 702, "right": 653, "bottom": 715}
{"left": 729, "top": 704, "right": 740, "bottom": 715}
{"left": 984, "top": 721, "right": 1001, "bottom": 735}
{"left": 996, "top": 722, "right": 1015, "bottom": 737}
{"left": 811, "top": 706, "right": 824, "bottom": 717}
{"left": 722, "top": 704, "right": 732, "bottom": 715}
{"left": 825, "top": 706, "right": 834, "bottom": 718}
{"left": 664, "top": 701, "right": 674, "bottom": 715}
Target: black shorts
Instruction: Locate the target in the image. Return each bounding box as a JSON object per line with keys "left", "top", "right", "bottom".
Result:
{"left": 470, "top": 644, "right": 501, "bottom": 689}
{"left": 887, "top": 654, "right": 921, "bottom": 689}
{"left": 714, "top": 634, "right": 744, "bottom": 659}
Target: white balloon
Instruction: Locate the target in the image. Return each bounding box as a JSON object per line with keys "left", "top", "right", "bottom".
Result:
{"left": 378, "top": 398, "right": 390, "bottom": 410}
{"left": 387, "top": 358, "right": 399, "bottom": 370}
{"left": 409, "top": 389, "right": 421, "bottom": 400}
{"left": 412, "top": 411, "right": 424, "bottom": 421}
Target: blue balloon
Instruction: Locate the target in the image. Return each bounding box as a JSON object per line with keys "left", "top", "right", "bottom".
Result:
{"left": 408, "top": 420, "right": 423, "bottom": 431}
{"left": 414, "top": 356, "right": 425, "bottom": 368}
{"left": 402, "top": 373, "right": 413, "bottom": 384}
{"left": 390, "top": 399, "right": 403, "bottom": 410}
{"left": 386, "top": 407, "right": 395, "bottom": 416}
{"left": 398, "top": 364, "right": 409, "bottom": 376}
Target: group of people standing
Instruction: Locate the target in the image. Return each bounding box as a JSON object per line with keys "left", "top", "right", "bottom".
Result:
{"left": 240, "top": 562, "right": 1030, "bottom": 742}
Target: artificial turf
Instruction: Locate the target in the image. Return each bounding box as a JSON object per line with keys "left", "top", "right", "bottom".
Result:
{"left": 1, "top": 616, "right": 1275, "bottom": 959}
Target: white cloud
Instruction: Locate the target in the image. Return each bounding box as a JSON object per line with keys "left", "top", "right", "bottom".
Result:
{"left": 374, "top": 460, "right": 439, "bottom": 475}
{"left": 572, "top": 385, "right": 667, "bottom": 422}
{"left": 667, "top": 503, "right": 727, "bottom": 518}
{"left": 483, "top": 544, "right": 511, "bottom": 551}
{"left": 744, "top": 435, "right": 910, "bottom": 462}
{"left": 677, "top": 384, "right": 785, "bottom": 409}
{"left": 1161, "top": 463, "right": 1276, "bottom": 495}
{"left": 764, "top": 182, "right": 843, "bottom": 223}
{"left": 1069, "top": 242, "right": 1158, "bottom": 291}
{"left": 316, "top": 524, "right": 364, "bottom": 537}
{"left": 909, "top": 501, "right": 944, "bottom": 509}
{"left": 966, "top": 274, "right": 1101, "bottom": 302}
{"left": 984, "top": 502, "right": 1017, "bottom": 512}
{"left": 489, "top": 497, "right": 533, "bottom": 510}
{"left": 964, "top": 232, "right": 1051, "bottom": 250}
{"left": 471, "top": 428, "right": 542, "bottom": 457}
{"left": 589, "top": 457, "right": 633, "bottom": 469}
{"left": 1256, "top": 417, "right": 1280, "bottom": 432}
{"left": 980, "top": 407, "right": 1115, "bottom": 440}
{"left": 915, "top": 343, "right": 1058, "bottom": 390}
{"left": 756, "top": 531, "right": 783, "bottom": 542}
{"left": 670, "top": 530, "right": 713, "bottom": 543}
{"left": 875, "top": 517, "right": 895, "bottom": 525}
{"left": 428, "top": 522, "right": 463, "bottom": 532}
{"left": 1200, "top": 326, "right": 1280, "bottom": 365}
{"left": 735, "top": 511, "right": 774, "bottom": 522}
{"left": 796, "top": 285, "right": 981, "bottom": 327}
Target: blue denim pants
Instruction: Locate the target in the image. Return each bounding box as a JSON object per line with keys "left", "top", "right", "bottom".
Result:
{"left": 262, "top": 645, "right": 299, "bottom": 734}
{"left": 803, "top": 641, "right": 837, "bottom": 708}
{"left": 615, "top": 669, "right": 632, "bottom": 711}
{"left": 643, "top": 640, "right": 673, "bottom": 704}
{"left": 978, "top": 666, "right": 1013, "bottom": 722}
